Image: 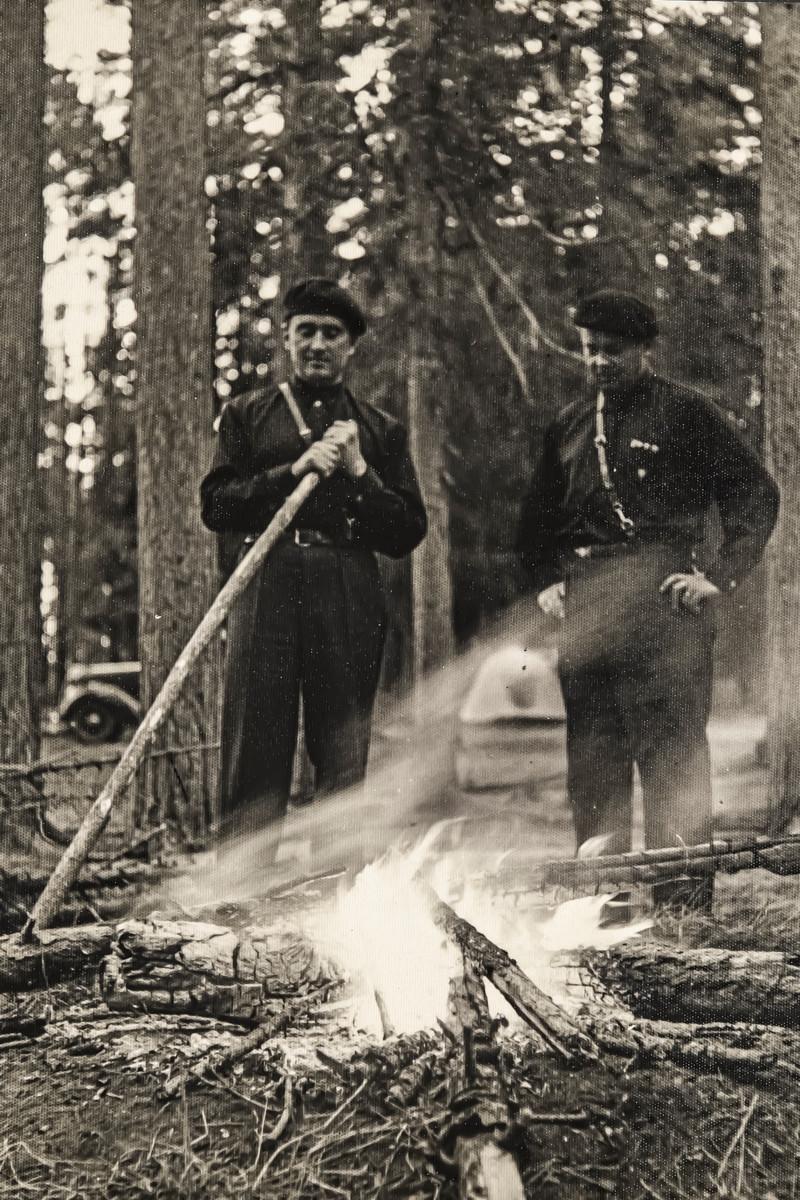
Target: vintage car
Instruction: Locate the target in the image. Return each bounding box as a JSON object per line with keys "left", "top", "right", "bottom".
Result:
{"left": 57, "top": 661, "right": 141, "bottom": 743}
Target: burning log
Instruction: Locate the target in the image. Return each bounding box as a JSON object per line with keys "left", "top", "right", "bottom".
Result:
{"left": 425, "top": 886, "right": 597, "bottom": 1062}
{"left": 561, "top": 945, "right": 800, "bottom": 1029}
{"left": 100, "top": 916, "right": 341, "bottom": 1023}
{"left": 0, "top": 924, "right": 114, "bottom": 992}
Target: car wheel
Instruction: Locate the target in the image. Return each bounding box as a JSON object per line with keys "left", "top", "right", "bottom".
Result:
{"left": 69, "top": 698, "right": 119, "bottom": 744}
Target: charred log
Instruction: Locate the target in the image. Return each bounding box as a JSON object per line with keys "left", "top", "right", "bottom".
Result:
{"left": 100, "top": 916, "right": 341, "bottom": 1022}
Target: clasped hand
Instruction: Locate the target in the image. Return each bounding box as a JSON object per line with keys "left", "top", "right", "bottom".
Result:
{"left": 659, "top": 571, "right": 720, "bottom": 614}
{"left": 291, "top": 420, "right": 367, "bottom": 481}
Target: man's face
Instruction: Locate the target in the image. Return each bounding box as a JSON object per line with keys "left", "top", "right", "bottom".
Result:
{"left": 583, "top": 330, "right": 650, "bottom": 391}
{"left": 284, "top": 314, "right": 355, "bottom": 384}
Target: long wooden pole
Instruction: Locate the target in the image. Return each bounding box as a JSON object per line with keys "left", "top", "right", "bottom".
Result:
{"left": 24, "top": 475, "right": 319, "bottom": 939}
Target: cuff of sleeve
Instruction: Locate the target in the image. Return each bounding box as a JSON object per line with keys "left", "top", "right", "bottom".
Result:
{"left": 348, "top": 465, "right": 385, "bottom": 502}
{"left": 254, "top": 463, "right": 295, "bottom": 495}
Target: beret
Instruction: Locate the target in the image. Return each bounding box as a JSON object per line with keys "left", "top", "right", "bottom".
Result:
{"left": 574, "top": 289, "right": 658, "bottom": 342}
{"left": 283, "top": 277, "right": 367, "bottom": 339}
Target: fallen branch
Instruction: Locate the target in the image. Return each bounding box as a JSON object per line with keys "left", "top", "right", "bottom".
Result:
{"left": 161, "top": 988, "right": 324, "bottom": 1099}
{"left": 498, "top": 834, "right": 800, "bottom": 896}
{"left": 585, "top": 1015, "right": 800, "bottom": 1081}
{"left": 424, "top": 885, "right": 595, "bottom": 1062}
{"left": 25, "top": 472, "right": 320, "bottom": 938}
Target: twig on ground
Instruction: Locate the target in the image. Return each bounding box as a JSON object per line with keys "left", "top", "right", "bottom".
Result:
{"left": 716, "top": 1092, "right": 758, "bottom": 1183}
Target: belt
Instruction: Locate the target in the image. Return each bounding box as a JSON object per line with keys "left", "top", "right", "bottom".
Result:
{"left": 291, "top": 527, "right": 352, "bottom": 548}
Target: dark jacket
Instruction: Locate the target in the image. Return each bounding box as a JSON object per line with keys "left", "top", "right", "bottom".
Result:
{"left": 200, "top": 383, "right": 427, "bottom": 561}
{"left": 516, "top": 373, "right": 779, "bottom": 593}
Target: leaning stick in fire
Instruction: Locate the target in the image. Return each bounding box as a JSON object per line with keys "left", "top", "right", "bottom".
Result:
{"left": 422, "top": 884, "right": 598, "bottom": 1063}
{"left": 24, "top": 473, "right": 321, "bottom": 940}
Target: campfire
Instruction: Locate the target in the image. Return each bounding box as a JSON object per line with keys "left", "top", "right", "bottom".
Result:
{"left": 5, "top": 828, "right": 800, "bottom": 1197}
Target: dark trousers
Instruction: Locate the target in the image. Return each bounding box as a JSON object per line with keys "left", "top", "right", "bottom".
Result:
{"left": 219, "top": 540, "right": 386, "bottom": 834}
{"left": 557, "top": 544, "right": 715, "bottom": 908}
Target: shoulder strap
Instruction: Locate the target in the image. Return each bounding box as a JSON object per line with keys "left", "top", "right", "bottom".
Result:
{"left": 594, "top": 390, "right": 635, "bottom": 538}
{"left": 278, "top": 381, "right": 313, "bottom": 445}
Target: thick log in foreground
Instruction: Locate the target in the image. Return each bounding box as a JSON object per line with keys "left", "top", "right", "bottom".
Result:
{"left": 563, "top": 944, "right": 800, "bottom": 1028}
{"left": 0, "top": 924, "right": 114, "bottom": 992}
{"left": 100, "top": 916, "right": 341, "bottom": 1022}
{"left": 425, "top": 886, "right": 597, "bottom": 1062}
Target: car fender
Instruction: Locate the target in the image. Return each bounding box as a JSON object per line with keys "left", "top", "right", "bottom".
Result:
{"left": 59, "top": 680, "right": 141, "bottom": 723}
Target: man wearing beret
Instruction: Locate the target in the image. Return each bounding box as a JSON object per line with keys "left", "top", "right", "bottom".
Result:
{"left": 201, "top": 278, "right": 427, "bottom": 844}
{"left": 516, "top": 289, "right": 778, "bottom": 910}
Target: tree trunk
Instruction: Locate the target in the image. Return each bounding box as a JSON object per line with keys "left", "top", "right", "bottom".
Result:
{"left": 131, "top": 1, "right": 220, "bottom": 845}
{"left": 401, "top": 5, "right": 454, "bottom": 680}
{"left": 562, "top": 944, "right": 800, "bottom": 1028}
{"left": 761, "top": 4, "right": 800, "bottom": 831}
{"left": 0, "top": 2, "right": 45, "bottom": 764}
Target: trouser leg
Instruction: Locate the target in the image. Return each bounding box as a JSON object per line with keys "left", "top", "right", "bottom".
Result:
{"left": 301, "top": 549, "right": 386, "bottom": 793}
{"left": 558, "top": 655, "right": 635, "bottom": 856}
{"left": 619, "top": 604, "right": 715, "bottom": 911}
{"left": 300, "top": 549, "right": 386, "bottom": 865}
{"left": 218, "top": 546, "right": 301, "bottom": 836}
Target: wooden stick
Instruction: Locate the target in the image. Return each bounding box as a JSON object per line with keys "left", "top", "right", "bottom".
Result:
{"left": 24, "top": 473, "right": 319, "bottom": 939}
{"left": 161, "top": 987, "right": 323, "bottom": 1099}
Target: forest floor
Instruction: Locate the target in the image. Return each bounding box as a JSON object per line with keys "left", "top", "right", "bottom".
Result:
{"left": 2, "top": 715, "right": 800, "bottom": 1199}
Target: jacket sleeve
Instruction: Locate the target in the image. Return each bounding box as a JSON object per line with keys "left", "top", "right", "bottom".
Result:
{"left": 515, "top": 423, "right": 566, "bottom": 593}
{"left": 343, "top": 421, "right": 427, "bottom": 558}
{"left": 199, "top": 401, "right": 296, "bottom": 533}
{"left": 701, "top": 404, "right": 779, "bottom": 593}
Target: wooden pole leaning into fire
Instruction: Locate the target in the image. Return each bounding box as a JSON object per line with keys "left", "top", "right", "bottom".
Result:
{"left": 423, "top": 885, "right": 597, "bottom": 1063}
{"left": 24, "top": 475, "right": 320, "bottom": 939}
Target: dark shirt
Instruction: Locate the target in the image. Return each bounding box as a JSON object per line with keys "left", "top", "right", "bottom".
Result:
{"left": 516, "top": 373, "right": 779, "bottom": 593}
{"left": 200, "top": 378, "right": 427, "bottom": 559}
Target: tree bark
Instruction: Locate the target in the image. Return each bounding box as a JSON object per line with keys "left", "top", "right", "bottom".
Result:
{"left": 562, "top": 944, "right": 800, "bottom": 1028}
{"left": 761, "top": 4, "right": 800, "bottom": 831}
{"left": 131, "top": 0, "right": 220, "bottom": 845}
{"left": 0, "top": 2, "right": 45, "bottom": 764}
{"left": 399, "top": 4, "right": 454, "bottom": 679}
